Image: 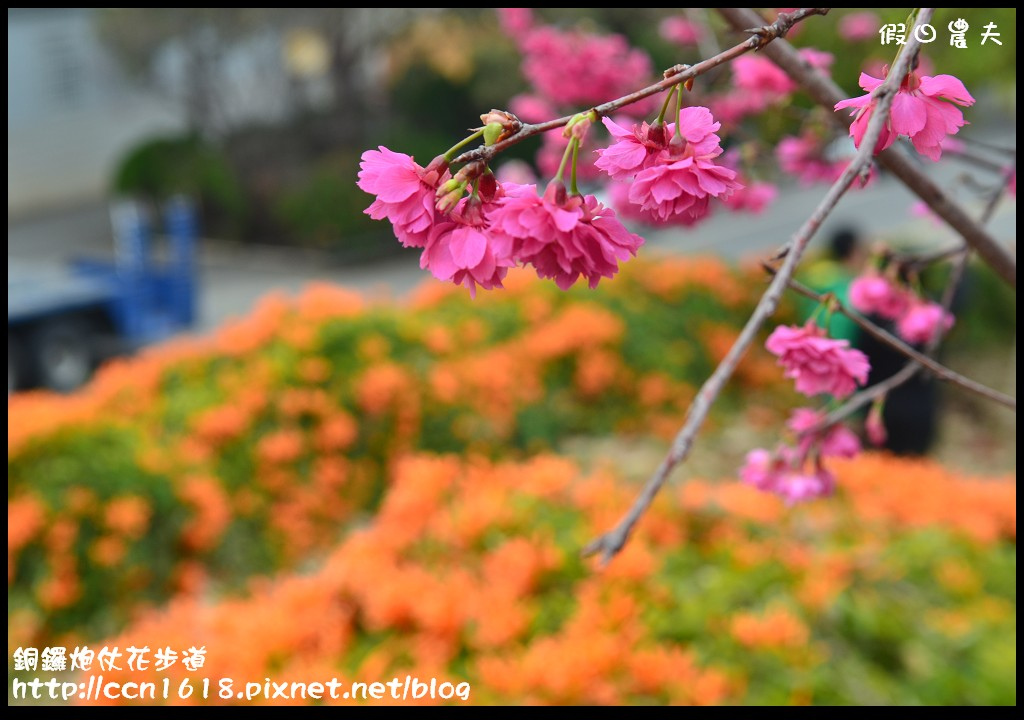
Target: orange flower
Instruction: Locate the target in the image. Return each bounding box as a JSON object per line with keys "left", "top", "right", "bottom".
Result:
{"left": 104, "top": 497, "right": 151, "bottom": 539}
{"left": 179, "top": 475, "right": 232, "bottom": 551}
{"left": 257, "top": 429, "right": 305, "bottom": 465}
{"left": 729, "top": 607, "right": 809, "bottom": 651}
{"left": 90, "top": 536, "right": 128, "bottom": 567}
{"left": 297, "top": 356, "right": 332, "bottom": 384}
{"left": 193, "top": 404, "right": 249, "bottom": 445}
{"left": 315, "top": 413, "right": 358, "bottom": 453}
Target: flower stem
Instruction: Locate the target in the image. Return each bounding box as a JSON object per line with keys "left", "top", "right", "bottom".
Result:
{"left": 569, "top": 139, "right": 581, "bottom": 196}
{"left": 443, "top": 129, "right": 485, "bottom": 162}
{"left": 554, "top": 136, "right": 578, "bottom": 185}
{"left": 656, "top": 84, "right": 679, "bottom": 125}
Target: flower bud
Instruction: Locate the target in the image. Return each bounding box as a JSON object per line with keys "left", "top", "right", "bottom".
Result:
{"left": 483, "top": 122, "right": 506, "bottom": 147}
{"left": 435, "top": 181, "right": 466, "bottom": 214}
{"left": 476, "top": 172, "right": 498, "bottom": 202}
{"left": 453, "top": 160, "right": 488, "bottom": 186}
{"left": 542, "top": 180, "right": 567, "bottom": 207}
{"left": 866, "top": 399, "right": 887, "bottom": 447}
{"left": 479, "top": 109, "right": 521, "bottom": 145}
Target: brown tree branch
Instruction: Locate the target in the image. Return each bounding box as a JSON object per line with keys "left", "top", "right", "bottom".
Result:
{"left": 717, "top": 8, "right": 1016, "bottom": 290}
{"left": 453, "top": 8, "right": 829, "bottom": 166}
{"left": 581, "top": 9, "right": 922, "bottom": 565}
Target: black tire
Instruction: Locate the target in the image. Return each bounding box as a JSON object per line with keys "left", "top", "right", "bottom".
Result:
{"left": 28, "top": 318, "right": 96, "bottom": 393}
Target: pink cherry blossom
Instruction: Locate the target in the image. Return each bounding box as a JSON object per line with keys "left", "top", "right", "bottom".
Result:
{"left": 866, "top": 401, "right": 887, "bottom": 447}
{"left": 519, "top": 26, "right": 654, "bottom": 112}
{"left": 420, "top": 196, "right": 517, "bottom": 298}
{"left": 787, "top": 408, "right": 861, "bottom": 459}
{"left": 896, "top": 301, "right": 955, "bottom": 345}
{"left": 732, "top": 54, "right": 797, "bottom": 98}
{"left": 839, "top": 11, "right": 880, "bottom": 42}
{"left": 739, "top": 448, "right": 785, "bottom": 492}
{"left": 495, "top": 160, "right": 537, "bottom": 186}
{"left": 358, "top": 147, "right": 450, "bottom": 248}
{"left": 659, "top": 16, "right": 704, "bottom": 45}
{"left": 497, "top": 7, "right": 534, "bottom": 42}
{"left": 765, "top": 323, "right": 870, "bottom": 398}
{"left": 849, "top": 273, "right": 909, "bottom": 319}
{"left": 594, "top": 117, "right": 672, "bottom": 181}
{"left": 422, "top": 222, "right": 514, "bottom": 298}
{"left": 739, "top": 447, "right": 835, "bottom": 504}
{"left": 910, "top": 200, "right": 943, "bottom": 227}
{"left": 509, "top": 93, "right": 555, "bottom": 124}
{"left": 799, "top": 48, "right": 835, "bottom": 76}
{"left": 775, "top": 466, "right": 835, "bottom": 505}
{"left": 835, "top": 69, "right": 975, "bottom": 161}
{"left": 776, "top": 133, "right": 845, "bottom": 186}
{"left": 609, "top": 181, "right": 710, "bottom": 229}
{"left": 722, "top": 180, "right": 778, "bottom": 214}
{"left": 626, "top": 107, "right": 740, "bottom": 223}
{"left": 1009, "top": 171, "right": 1017, "bottom": 198}
{"left": 728, "top": 49, "right": 832, "bottom": 113}
{"left": 490, "top": 183, "right": 644, "bottom": 289}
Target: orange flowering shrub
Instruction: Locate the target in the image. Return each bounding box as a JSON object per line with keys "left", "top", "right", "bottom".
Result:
{"left": 77, "top": 453, "right": 1015, "bottom": 706}
{"left": 9, "top": 258, "right": 789, "bottom": 644}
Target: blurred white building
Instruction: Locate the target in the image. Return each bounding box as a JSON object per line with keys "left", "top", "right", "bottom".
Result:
{"left": 7, "top": 8, "right": 186, "bottom": 217}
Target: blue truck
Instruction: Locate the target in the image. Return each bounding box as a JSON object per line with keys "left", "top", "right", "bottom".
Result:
{"left": 8, "top": 197, "right": 198, "bottom": 393}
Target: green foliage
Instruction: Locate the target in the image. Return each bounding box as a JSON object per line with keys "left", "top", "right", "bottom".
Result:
{"left": 273, "top": 153, "right": 396, "bottom": 256}
{"left": 111, "top": 134, "right": 246, "bottom": 238}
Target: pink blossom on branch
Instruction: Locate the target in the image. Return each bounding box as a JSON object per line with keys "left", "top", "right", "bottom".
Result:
{"left": 896, "top": 301, "right": 955, "bottom": 345}
{"left": 765, "top": 323, "right": 870, "bottom": 399}
{"left": 357, "top": 147, "right": 450, "bottom": 248}
{"left": 739, "top": 448, "right": 836, "bottom": 505}
{"left": 838, "top": 11, "right": 881, "bottom": 42}
{"left": 659, "top": 16, "right": 704, "bottom": 46}
{"left": 518, "top": 26, "right": 655, "bottom": 112}
{"left": 421, "top": 196, "right": 519, "bottom": 298}
{"left": 775, "top": 132, "right": 847, "bottom": 186}
{"left": 834, "top": 69, "right": 975, "bottom": 161}
{"left": 721, "top": 179, "right": 778, "bottom": 214}
{"left": 786, "top": 407, "right": 861, "bottom": 459}
{"left": 508, "top": 93, "right": 556, "bottom": 124}
{"left": 866, "top": 401, "right": 887, "bottom": 447}
{"left": 625, "top": 107, "right": 742, "bottom": 223}
{"left": 497, "top": 7, "right": 534, "bottom": 43}
{"left": 731, "top": 50, "right": 832, "bottom": 107}
{"left": 490, "top": 183, "right": 644, "bottom": 289}
{"left": 849, "top": 272, "right": 910, "bottom": 319}
{"left": 594, "top": 117, "right": 672, "bottom": 181}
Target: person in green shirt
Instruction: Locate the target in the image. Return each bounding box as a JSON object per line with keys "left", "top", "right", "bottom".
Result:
{"left": 796, "top": 227, "right": 865, "bottom": 345}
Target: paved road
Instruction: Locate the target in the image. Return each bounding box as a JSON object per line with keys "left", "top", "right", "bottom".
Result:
{"left": 9, "top": 135, "right": 1017, "bottom": 335}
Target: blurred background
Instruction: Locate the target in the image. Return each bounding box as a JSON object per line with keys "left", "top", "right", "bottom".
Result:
{"left": 7, "top": 8, "right": 1017, "bottom": 706}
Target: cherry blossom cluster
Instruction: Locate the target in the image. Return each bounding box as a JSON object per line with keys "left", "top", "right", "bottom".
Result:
{"left": 596, "top": 107, "right": 744, "bottom": 226}
{"left": 740, "top": 408, "right": 861, "bottom": 505}
{"left": 357, "top": 144, "right": 643, "bottom": 296}
{"left": 850, "top": 271, "right": 954, "bottom": 346}
{"left": 739, "top": 321, "right": 871, "bottom": 504}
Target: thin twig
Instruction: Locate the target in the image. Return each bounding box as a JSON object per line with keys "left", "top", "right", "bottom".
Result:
{"left": 717, "top": 8, "right": 1016, "bottom": 290}
{"left": 453, "top": 8, "right": 829, "bottom": 165}
{"left": 958, "top": 135, "right": 1017, "bottom": 157}
{"left": 581, "top": 8, "right": 915, "bottom": 566}
{"left": 943, "top": 147, "right": 1010, "bottom": 174}
{"left": 778, "top": 277, "right": 1016, "bottom": 410}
